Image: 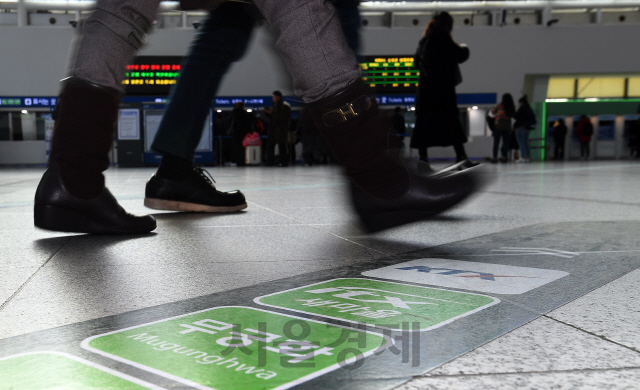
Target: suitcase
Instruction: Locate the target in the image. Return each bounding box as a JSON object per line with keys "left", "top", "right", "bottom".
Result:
{"left": 245, "top": 145, "right": 261, "bottom": 165}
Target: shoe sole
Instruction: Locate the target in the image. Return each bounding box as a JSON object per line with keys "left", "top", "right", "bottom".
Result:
{"left": 144, "top": 198, "right": 248, "bottom": 213}
{"left": 34, "top": 204, "right": 156, "bottom": 235}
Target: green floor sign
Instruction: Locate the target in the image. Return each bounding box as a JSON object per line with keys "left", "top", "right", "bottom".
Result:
{"left": 82, "top": 306, "right": 388, "bottom": 390}
{"left": 254, "top": 278, "right": 499, "bottom": 331}
{"left": 0, "top": 352, "right": 164, "bottom": 390}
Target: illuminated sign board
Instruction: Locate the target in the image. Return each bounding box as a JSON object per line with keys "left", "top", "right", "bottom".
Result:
{"left": 123, "top": 56, "right": 182, "bottom": 95}
{"left": 0, "top": 97, "right": 57, "bottom": 108}
{"left": 123, "top": 55, "right": 420, "bottom": 96}
{"left": 360, "top": 56, "right": 419, "bottom": 93}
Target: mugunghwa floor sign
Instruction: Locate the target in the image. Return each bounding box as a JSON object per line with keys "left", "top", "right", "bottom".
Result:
{"left": 0, "top": 352, "right": 165, "bottom": 390}
{"left": 362, "top": 259, "right": 569, "bottom": 294}
{"left": 81, "top": 306, "right": 389, "bottom": 390}
{"left": 254, "top": 278, "right": 498, "bottom": 332}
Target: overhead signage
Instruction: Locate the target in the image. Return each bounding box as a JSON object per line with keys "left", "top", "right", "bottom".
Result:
{"left": 214, "top": 97, "right": 271, "bottom": 107}
{"left": 362, "top": 259, "right": 569, "bottom": 295}
{"left": 123, "top": 56, "right": 183, "bottom": 96}
{"left": 360, "top": 56, "right": 418, "bottom": 93}
{"left": 0, "top": 352, "right": 164, "bottom": 390}
{"left": 0, "top": 97, "right": 57, "bottom": 108}
{"left": 82, "top": 306, "right": 387, "bottom": 390}
{"left": 255, "top": 278, "right": 498, "bottom": 332}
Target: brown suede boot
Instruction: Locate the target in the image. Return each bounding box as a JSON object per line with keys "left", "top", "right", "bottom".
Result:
{"left": 34, "top": 78, "right": 156, "bottom": 234}
{"left": 307, "top": 80, "right": 484, "bottom": 232}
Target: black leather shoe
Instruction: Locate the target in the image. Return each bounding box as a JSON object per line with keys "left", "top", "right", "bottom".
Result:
{"left": 350, "top": 163, "right": 484, "bottom": 233}
{"left": 144, "top": 166, "right": 247, "bottom": 212}
{"left": 34, "top": 162, "right": 156, "bottom": 234}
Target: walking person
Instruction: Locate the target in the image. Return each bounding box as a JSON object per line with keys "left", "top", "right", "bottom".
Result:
{"left": 410, "top": 12, "right": 478, "bottom": 170}
{"left": 34, "top": 0, "right": 484, "bottom": 235}
{"left": 266, "top": 90, "right": 291, "bottom": 167}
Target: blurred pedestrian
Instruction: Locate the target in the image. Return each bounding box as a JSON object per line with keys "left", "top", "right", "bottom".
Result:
{"left": 411, "top": 12, "right": 478, "bottom": 170}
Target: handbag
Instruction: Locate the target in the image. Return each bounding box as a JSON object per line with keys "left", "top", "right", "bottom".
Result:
{"left": 242, "top": 131, "right": 262, "bottom": 147}
{"left": 288, "top": 131, "right": 297, "bottom": 145}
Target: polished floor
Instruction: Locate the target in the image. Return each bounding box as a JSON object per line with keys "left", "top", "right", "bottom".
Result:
{"left": 1, "top": 160, "right": 639, "bottom": 390}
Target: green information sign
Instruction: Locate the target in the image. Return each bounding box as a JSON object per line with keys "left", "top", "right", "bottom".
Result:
{"left": 0, "top": 352, "right": 163, "bottom": 390}
{"left": 82, "top": 306, "right": 388, "bottom": 390}
{"left": 255, "top": 278, "right": 499, "bottom": 331}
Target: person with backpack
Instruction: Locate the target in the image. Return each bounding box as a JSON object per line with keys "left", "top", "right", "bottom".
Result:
{"left": 513, "top": 95, "right": 537, "bottom": 163}
{"left": 576, "top": 115, "right": 594, "bottom": 160}
{"left": 489, "top": 93, "right": 515, "bottom": 163}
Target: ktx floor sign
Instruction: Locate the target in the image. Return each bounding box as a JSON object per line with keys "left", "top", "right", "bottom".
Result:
{"left": 255, "top": 278, "right": 499, "bottom": 331}
{"left": 82, "top": 306, "right": 389, "bottom": 390}
{"left": 362, "top": 258, "right": 570, "bottom": 294}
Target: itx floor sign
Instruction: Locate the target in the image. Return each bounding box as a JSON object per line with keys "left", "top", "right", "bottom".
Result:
{"left": 1, "top": 221, "right": 640, "bottom": 390}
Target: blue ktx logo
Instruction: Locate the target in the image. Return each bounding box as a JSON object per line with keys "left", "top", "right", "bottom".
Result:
{"left": 395, "top": 266, "right": 531, "bottom": 281}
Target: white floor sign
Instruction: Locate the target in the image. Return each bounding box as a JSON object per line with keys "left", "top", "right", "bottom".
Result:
{"left": 362, "top": 259, "right": 569, "bottom": 294}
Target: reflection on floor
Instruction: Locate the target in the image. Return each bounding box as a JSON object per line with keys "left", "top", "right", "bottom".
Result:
{"left": 1, "top": 160, "right": 639, "bottom": 389}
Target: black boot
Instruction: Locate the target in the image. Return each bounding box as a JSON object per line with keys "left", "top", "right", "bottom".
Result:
{"left": 307, "top": 80, "right": 484, "bottom": 232}
{"left": 34, "top": 78, "right": 156, "bottom": 234}
{"left": 35, "top": 161, "right": 156, "bottom": 234}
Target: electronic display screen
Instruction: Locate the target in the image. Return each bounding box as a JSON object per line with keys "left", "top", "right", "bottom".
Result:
{"left": 124, "top": 55, "right": 420, "bottom": 96}
{"left": 359, "top": 56, "right": 419, "bottom": 94}
{"left": 123, "top": 56, "right": 183, "bottom": 95}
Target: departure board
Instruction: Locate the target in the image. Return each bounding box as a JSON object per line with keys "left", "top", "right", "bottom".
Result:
{"left": 360, "top": 56, "right": 419, "bottom": 93}
{"left": 123, "top": 56, "right": 183, "bottom": 95}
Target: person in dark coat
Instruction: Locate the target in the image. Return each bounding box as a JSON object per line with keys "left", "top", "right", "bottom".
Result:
{"left": 229, "top": 102, "right": 255, "bottom": 166}
{"left": 575, "top": 115, "right": 593, "bottom": 161}
{"left": 410, "top": 11, "right": 477, "bottom": 169}
{"left": 266, "top": 90, "right": 292, "bottom": 166}
{"left": 552, "top": 118, "right": 568, "bottom": 160}
{"left": 628, "top": 118, "right": 640, "bottom": 159}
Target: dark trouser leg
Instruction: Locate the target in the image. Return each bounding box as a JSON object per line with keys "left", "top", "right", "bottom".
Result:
{"left": 278, "top": 143, "right": 289, "bottom": 166}
{"left": 235, "top": 138, "right": 246, "bottom": 166}
{"left": 151, "top": 3, "right": 255, "bottom": 160}
{"left": 500, "top": 130, "right": 510, "bottom": 158}
{"left": 266, "top": 140, "right": 276, "bottom": 165}
{"left": 419, "top": 148, "right": 428, "bottom": 162}
{"left": 454, "top": 143, "right": 467, "bottom": 161}
{"left": 492, "top": 135, "right": 500, "bottom": 159}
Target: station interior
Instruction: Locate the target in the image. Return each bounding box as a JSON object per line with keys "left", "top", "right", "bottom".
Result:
{"left": 1, "top": 1, "right": 640, "bottom": 389}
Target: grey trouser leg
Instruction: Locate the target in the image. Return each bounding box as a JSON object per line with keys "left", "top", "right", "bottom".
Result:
{"left": 253, "top": 0, "right": 361, "bottom": 102}
{"left": 70, "top": 0, "right": 160, "bottom": 91}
